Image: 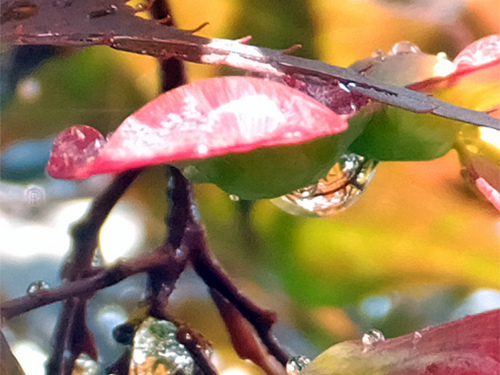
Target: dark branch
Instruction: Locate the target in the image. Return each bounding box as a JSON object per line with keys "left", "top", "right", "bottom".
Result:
{"left": 2, "top": 0, "right": 498, "bottom": 130}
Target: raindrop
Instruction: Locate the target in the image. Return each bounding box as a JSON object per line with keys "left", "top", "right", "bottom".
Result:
{"left": 131, "top": 317, "right": 197, "bottom": 374}
{"left": 17, "top": 78, "right": 41, "bottom": 102}
{"left": 286, "top": 356, "right": 310, "bottom": 375}
{"left": 26, "top": 280, "right": 50, "bottom": 294}
{"left": 362, "top": 329, "right": 385, "bottom": 352}
{"left": 47, "top": 125, "right": 106, "bottom": 178}
{"left": 271, "top": 154, "right": 378, "bottom": 217}
{"left": 388, "top": 41, "right": 421, "bottom": 56}
{"left": 229, "top": 194, "right": 240, "bottom": 201}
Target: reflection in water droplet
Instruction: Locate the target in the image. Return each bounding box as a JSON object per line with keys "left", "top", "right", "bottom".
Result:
{"left": 362, "top": 329, "right": 385, "bottom": 352}
{"left": 271, "top": 154, "right": 378, "bottom": 217}
{"left": 47, "top": 125, "right": 106, "bottom": 178}
{"left": 388, "top": 41, "right": 421, "bottom": 56}
{"left": 229, "top": 194, "right": 240, "bottom": 201}
{"left": 286, "top": 356, "right": 310, "bottom": 375}
{"left": 131, "top": 317, "right": 207, "bottom": 374}
{"left": 26, "top": 280, "right": 50, "bottom": 294}
{"left": 74, "top": 353, "right": 99, "bottom": 375}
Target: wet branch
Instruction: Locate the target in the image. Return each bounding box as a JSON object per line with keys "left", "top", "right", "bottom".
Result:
{"left": 2, "top": 0, "right": 499, "bottom": 130}
{"left": 47, "top": 168, "right": 143, "bottom": 375}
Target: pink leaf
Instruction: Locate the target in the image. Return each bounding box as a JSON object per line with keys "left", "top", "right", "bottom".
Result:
{"left": 409, "top": 34, "right": 500, "bottom": 92}
{"left": 47, "top": 76, "right": 348, "bottom": 180}
{"left": 303, "top": 309, "right": 500, "bottom": 375}
{"left": 476, "top": 177, "right": 500, "bottom": 212}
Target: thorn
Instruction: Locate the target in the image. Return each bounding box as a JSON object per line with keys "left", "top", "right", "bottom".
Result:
{"left": 282, "top": 44, "right": 302, "bottom": 55}
{"left": 235, "top": 35, "right": 252, "bottom": 44}
{"left": 187, "top": 21, "right": 209, "bottom": 34}
{"left": 156, "top": 15, "right": 172, "bottom": 25}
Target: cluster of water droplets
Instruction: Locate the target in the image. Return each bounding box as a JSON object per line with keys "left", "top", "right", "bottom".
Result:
{"left": 131, "top": 317, "right": 203, "bottom": 375}
{"left": 286, "top": 356, "right": 311, "bottom": 375}
{"left": 26, "top": 280, "right": 50, "bottom": 294}
{"left": 73, "top": 353, "right": 99, "bottom": 375}
{"left": 361, "top": 329, "right": 385, "bottom": 353}
{"left": 271, "top": 154, "right": 378, "bottom": 217}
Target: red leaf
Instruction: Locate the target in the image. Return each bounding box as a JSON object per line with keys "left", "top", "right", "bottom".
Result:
{"left": 47, "top": 76, "right": 348, "bottom": 180}
{"left": 409, "top": 34, "right": 500, "bottom": 92}
{"left": 303, "top": 309, "right": 500, "bottom": 375}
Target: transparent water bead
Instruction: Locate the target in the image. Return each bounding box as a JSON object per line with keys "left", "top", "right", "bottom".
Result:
{"left": 26, "top": 280, "right": 50, "bottom": 294}
{"left": 388, "top": 41, "right": 421, "bottom": 56}
{"left": 131, "top": 317, "right": 196, "bottom": 374}
{"left": 271, "top": 154, "right": 378, "bottom": 217}
{"left": 286, "top": 356, "right": 310, "bottom": 375}
{"left": 362, "top": 329, "right": 385, "bottom": 352}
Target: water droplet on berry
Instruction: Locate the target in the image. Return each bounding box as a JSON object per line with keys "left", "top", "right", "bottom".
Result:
{"left": 229, "top": 194, "right": 240, "bottom": 201}
{"left": 271, "top": 154, "right": 378, "bottom": 217}
{"left": 286, "top": 356, "right": 310, "bottom": 375}
{"left": 362, "top": 329, "right": 385, "bottom": 352}
{"left": 27, "top": 280, "right": 50, "bottom": 294}
{"left": 47, "top": 125, "right": 105, "bottom": 178}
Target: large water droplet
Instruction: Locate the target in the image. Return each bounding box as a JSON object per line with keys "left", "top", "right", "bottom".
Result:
{"left": 47, "top": 125, "right": 105, "bottom": 178}
{"left": 286, "top": 356, "right": 310, "bottom": 375}
{"left": 131, "top": 317, "right": 196, "bottom": 374}
{"left": 388, "top": 41, "right": 421, "bottom": 56}
{"left": 362, "top": 329, "right": 385, "bottom": 352}
{"left": 271, "top": 154, "right": 378, "bottom": 217}
{"left": 26, "top": 280, "right": 50, "bottom": 294}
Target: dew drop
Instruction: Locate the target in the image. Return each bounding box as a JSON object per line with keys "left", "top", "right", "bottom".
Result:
{"left": 47, "top": 125, "right": 106, "bottom": 178}
{"left": 362, "top": 329, "right": 385, "bottom": 352}
{"left": 286, "top": 356, "right": 310, "bottom": 375}
{"left": 229, "top": 194, "right": 240, "bottom": 201}
{"left": 131, "top": 317, "right": 196, "bottom": 374}
{"left": 271, "top": 154, "right": 378, "bottom": 217}
{"left": 26, "top": 280, "right": 50, "bottom": 294}
{"left": 388, "top": 41, "right": 421, "bottom": 56}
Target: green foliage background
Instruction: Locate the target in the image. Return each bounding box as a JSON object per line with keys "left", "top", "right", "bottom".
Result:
{"left": 1, "top": 0, "right": 499, "bottom": 373}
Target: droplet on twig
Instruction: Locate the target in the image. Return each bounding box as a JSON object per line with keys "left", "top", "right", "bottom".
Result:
{"left": 26, "top": 280, "right": 50, "bottom": 294}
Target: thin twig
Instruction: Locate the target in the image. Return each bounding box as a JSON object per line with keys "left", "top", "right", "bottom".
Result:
{"left": 47, "top": 169, "right": 143, "bottom": 375}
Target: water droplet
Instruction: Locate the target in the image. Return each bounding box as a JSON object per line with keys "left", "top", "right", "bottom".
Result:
{"left": 371, "top": 49, "right": 385, "bottom": 59}
{"left": 24, "top": 185, "right": 46, "bottom": 206}
{"left": 131, "top": 317, "right": 195, "bottom": 374}
{"left": 47, "top": 125, "right": 106, "bottom": 178}
{"left": 286, "top": 356, "right": 310, "bottom": 375}
{"left": 27, "top": 280, "right": 50, "bottom": 294}
{"left": 388, "top": 41, "right": 421, "bottom": 56}
{"left": 412, "top": 331, "right": 423, "bottom": 346}
{"left": 362, "top": 329, "right": 385, "bottom": 352}
{"left": 91, "top": 247, "right": 105, "bottom": 268}
{"left": 196, "top": 144, "right": 208, "bottom": 155}
{"left": 229, "top": 194, "right": 240, "bottom": 201}
{"left": 74, "top": 353, "right": 99, "bottom": 375}
{"left": 271, "top": 154, "right": 378, "bottom": 217}
{"left": 17, "top": 78, "right": 41, "bottom": 102}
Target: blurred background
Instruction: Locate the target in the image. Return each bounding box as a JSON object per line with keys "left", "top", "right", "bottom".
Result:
{"left": 1, "top": 0, "right": 499, "bottom": 374}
